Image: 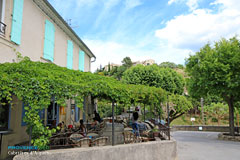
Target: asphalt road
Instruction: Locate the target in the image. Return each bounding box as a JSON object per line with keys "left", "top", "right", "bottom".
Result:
{"left": 172, "top": 131, "right": 240, "bottom": 160}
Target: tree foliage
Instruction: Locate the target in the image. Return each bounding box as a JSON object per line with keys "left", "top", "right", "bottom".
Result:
{"left": 168, "top": 94, "right": 193, "bottom": 124}
{"left": 122, "top": 64, "right": 185, "bottom": 95}
{"left": 204, "top": 102, "right": 228, "bottom": 125}
{"left": 121, "top": 57, "right": 133, "bottom": 69}
{"left": 0, "top": 58, "right": 167, "bottom": 147}
{"left": 159, "top": 61, "right": 184, "bottom": 69}
{"left": 186, "top": 37, "right": 240, "bottom": 135}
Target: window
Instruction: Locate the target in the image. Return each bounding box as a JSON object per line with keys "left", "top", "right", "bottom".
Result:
{"left": 0, "top": 0, "right": 5, "bottom": 21}
{"left": 43, "top": 19, "right": 55, "bottom": 62}
{"left": 0, "top": 99, "right": 10, "bottom": 131}
{"left": 0, "top": 0, "right": 6, "bottom": 35}
{"left": 79, "top": 50, "right": 85, "bottom": 71}
{"left": 0, "top": 0, "right": 3, "bottom": 21}
{"left": 47, "top": 102, "right": 59, "bottom": 128}
{"left": 10, "top": 0, "right": 24, "bottom": 44}
{"left": 67, "top": 40, "right": 73, "bottom": 69}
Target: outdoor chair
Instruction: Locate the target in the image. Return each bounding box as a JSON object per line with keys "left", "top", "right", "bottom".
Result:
{"left": 92, "top": 137, "right": 108, "bottom": 146}
{"left": 70, "top": 133, "right": 84, "bottom": 144}
{"left": 123, "top": 131, "right": 136, "bottom": 144}
{"left": 75, "top": 137, "right": 91, "bottom": 147}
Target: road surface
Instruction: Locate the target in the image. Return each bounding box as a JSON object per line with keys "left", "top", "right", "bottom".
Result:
{"left": 172, "top": 131, "right": 240, "bottom": 160}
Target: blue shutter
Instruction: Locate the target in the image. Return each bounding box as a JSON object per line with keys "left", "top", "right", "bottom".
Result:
{"left": 43, "top": 20, "right": 55, "bottom": 62}
{"left": 21, "top": 103, "right": 26, "bottom": 126}
{"left": 39, "top": 109, "right": 45, "bottom": 121}
{"left": 75, "top": 105, "right": 79, "bottom": 122}
{"left": 67, "top": 40, "right": 73, "bottom": 69}
{"left": 79, "top": 50, "right": 85, "bottom": 71}
{"left": 11, "top": 0, "right": 24, "bottom": 45}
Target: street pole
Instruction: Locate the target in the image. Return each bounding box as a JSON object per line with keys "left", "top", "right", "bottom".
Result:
{"left": 144, "top": 104, "right": 145, "bottom": 122}
{"left": 167, "top": 97, "right": 170, "bottom": 128}
{"left": 167, "top": 95, "right": 170, "bottom": 140}
{"left": 112, "top": 101, "right": 115, "bottom": 146}
{"left": 201, "top": 98, "right": 204, "bottom": 124}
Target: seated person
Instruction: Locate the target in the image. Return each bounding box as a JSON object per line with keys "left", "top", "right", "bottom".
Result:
{"left": 132, "top": 112, "right": 139, "bottom": 137}
{"left": 94, "top": 110, "right": 102, "bottom": 123}
{"left": 79, "top": 119, "right": 86, "bottom": 136}
{"left": 90, "top": 117, "right": 99, "bottom": 130}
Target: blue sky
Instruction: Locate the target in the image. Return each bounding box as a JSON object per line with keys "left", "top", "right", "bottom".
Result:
{"left": 48, "top": 0, "right": 240, "bottom": 71}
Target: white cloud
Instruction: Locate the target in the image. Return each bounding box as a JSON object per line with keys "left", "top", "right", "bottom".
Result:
{"left": 211, "top": 0, "right": 240, "bottom": 10}
{"left": 84, "top": 39, "right": 191, "bottom": 72}
{"left": 156, "top": 0, "right": 240, "bottom": 51}
{"left": 168, "top": 0, "right": 179, "bottom": 5}
{"left": 93, "top": 0, "right": 121, "bottom": 28}
{"left": 168, "top": 0, "right": 199, "bottom": 11}
{"left": 124, "top": 0, "right": 143, "bottom": 10}
{"left": 186, "top": 0, "right": 199, "bottom": 11}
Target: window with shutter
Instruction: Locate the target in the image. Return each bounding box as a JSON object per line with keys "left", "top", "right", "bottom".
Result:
{"left": 11, "top": 0, "right": 24, "bottom": 44}
{"left": 43, "top": 19, "right": 55, "bottom": 62}
{"left": 79, "top": 50, "right": 85, "bottom": 71}
{"left": 67, "top": 40, "right": 73, "bottom": 69}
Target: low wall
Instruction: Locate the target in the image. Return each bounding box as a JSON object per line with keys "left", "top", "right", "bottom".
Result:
{"left": 171, "top": 125, "right": 240, "bottom": 132}
{"left": 218, "top": 133, "right": 240, "bottom": 141}
{"left": 13, "top": 140, "right": 177, "bottom": 160}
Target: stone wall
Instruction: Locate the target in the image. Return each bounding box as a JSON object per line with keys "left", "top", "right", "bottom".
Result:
{"left": 13, "top": 140, "right": 177, "bottom": 160}
{"left": 171, "top": 125, "right": 240, "bottom": 132}
{"left": 218, "top": 133, "right": 240, "bottom": 142}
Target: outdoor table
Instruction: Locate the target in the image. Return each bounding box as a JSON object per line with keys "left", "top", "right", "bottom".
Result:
{"left": 87, "top": 133, "right": 99, "bottom": 139}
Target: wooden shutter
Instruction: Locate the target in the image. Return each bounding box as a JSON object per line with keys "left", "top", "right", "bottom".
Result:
{"left": 67, "top": 40, "right": 73, "bottom": 69}
{"left": 79, "top": 50, "right": 85, "bottom": 71}
{"left": 11, "top": 0, "right": 24, "bottom": 44}
{"left": 43, "top": 19, "right": 55, "bottom": 62}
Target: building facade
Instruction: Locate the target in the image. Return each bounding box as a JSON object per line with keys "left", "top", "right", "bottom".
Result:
{"left": 0, "top": 0, "right": 96, "bottom": 159}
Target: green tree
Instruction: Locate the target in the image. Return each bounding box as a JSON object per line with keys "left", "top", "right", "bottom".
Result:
{"left": 122, "top": 64, "right": 185, "bottom": 95}
{"left": 111, "top": 66, "right": 126, "bottom": 80}
{"left": 122, "top": 57, "right": 133, "bottom": 69}
{"left": 159, "top": 62, "right": 177, "bottom": 68}
{"left": 168, "top": 94, "right": 193, "bottom": 124}
{"left": 186, "top": 37, "right": 240, "bottom": 136}
{"left": 205, "top": 102, "right": 228, "bottom": 125}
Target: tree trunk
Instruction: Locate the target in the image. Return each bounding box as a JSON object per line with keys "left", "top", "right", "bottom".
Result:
{"left": 167, "top": 112, "right": 185, "bottom": 125}
{"left": 227, "top": 97, "right": 235, "bottom": 136}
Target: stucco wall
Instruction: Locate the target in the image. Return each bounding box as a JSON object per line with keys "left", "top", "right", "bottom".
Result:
{"left": 0, "top": 0, "right": 91, "bottom": 71}
{"left": 13, "top": 140, "right": 177, "bottom": 160}
{"left": 0, "top": 96, "right": 29, "bottom": 160}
